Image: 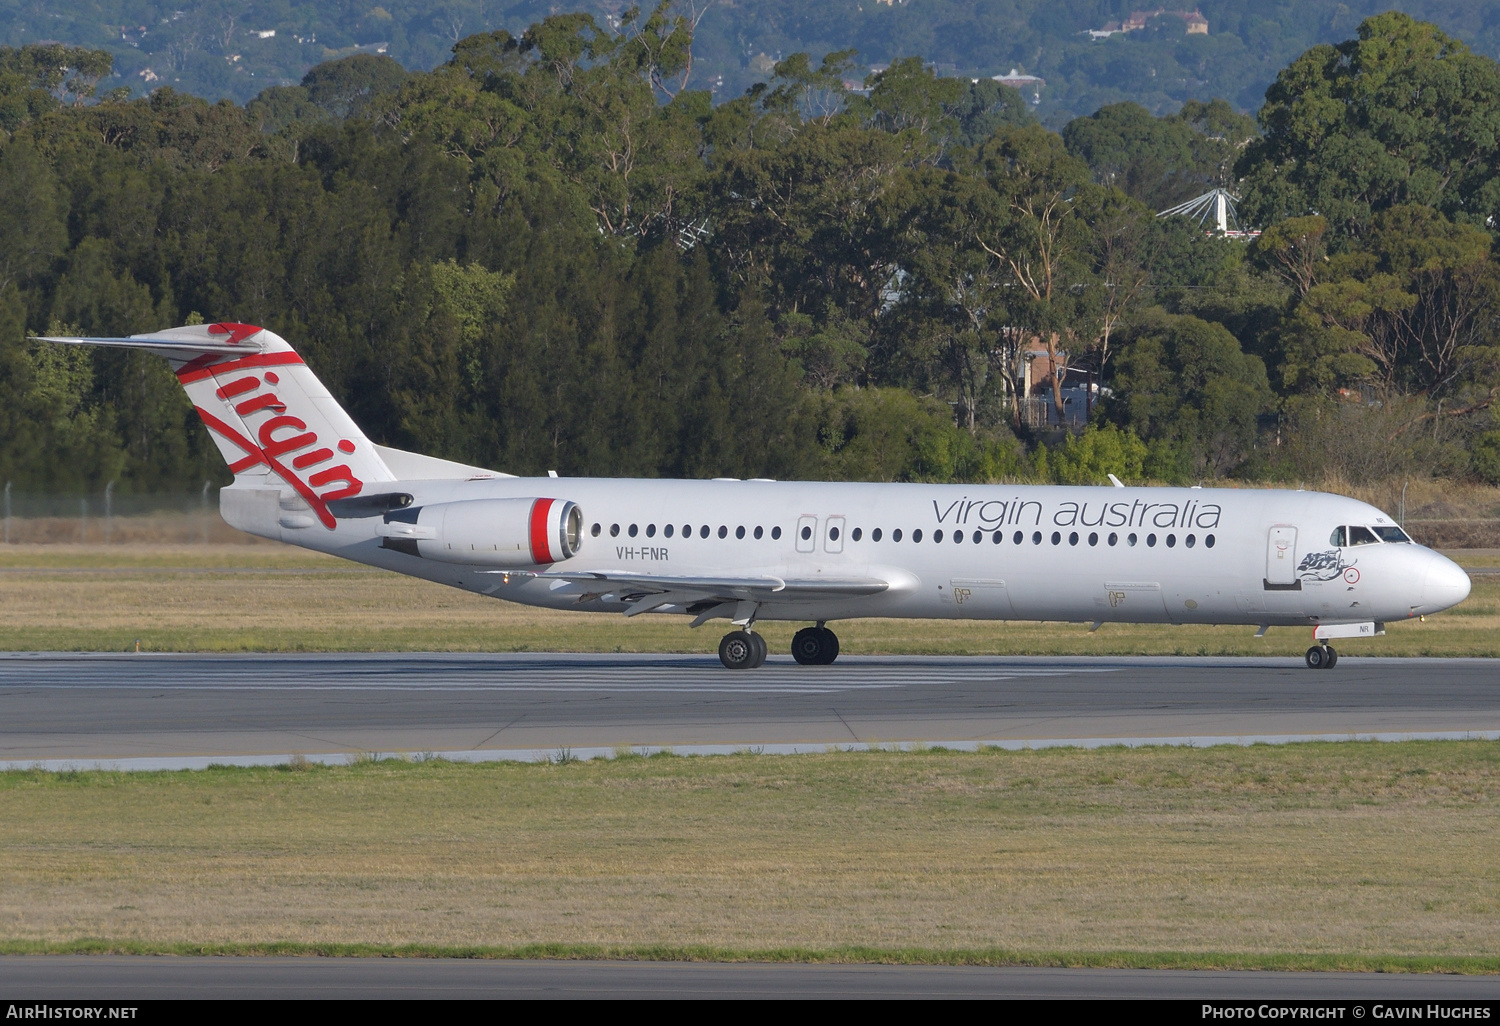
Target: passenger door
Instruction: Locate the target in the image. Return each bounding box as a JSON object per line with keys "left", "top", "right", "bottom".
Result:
{"left": 1266, "top": 526, "right": 1298, "bottom": 588}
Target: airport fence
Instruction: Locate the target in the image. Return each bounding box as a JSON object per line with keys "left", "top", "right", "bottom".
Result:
{"left": 0, "top": 484, "right": 259, "bottom": 545}
{"left": 1400, "top": 520, "right": 1500, "bottom": 549}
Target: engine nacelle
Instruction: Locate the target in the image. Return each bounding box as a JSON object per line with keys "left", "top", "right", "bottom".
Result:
{"left": 377, "top": 497, "right": 583, "bottom": 566}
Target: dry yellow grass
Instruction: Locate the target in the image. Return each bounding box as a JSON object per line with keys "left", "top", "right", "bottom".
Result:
{"left": 1, "top": 743, "right": 1497, "bottom": 956}
{"left": 0, "top": 543, "right": 1492, "bottom": 656}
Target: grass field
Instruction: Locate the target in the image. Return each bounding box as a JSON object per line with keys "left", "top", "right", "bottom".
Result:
{"left": 0, "top": 543, "right": 1494, "bottom": 657}
{"left": 1, "top": 742, "right": 1498, "bottom": 967}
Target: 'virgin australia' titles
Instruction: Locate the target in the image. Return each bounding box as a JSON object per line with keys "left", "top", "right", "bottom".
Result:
{"left": 933, "top": 496, "right": 1222, "bottom": 530}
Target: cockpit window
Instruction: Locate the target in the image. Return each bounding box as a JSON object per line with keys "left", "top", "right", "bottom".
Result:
{"left": 1347, "top": 525, "right": 1380, "bottom": 545}
{"left": 1329, "top": 526, "right": 1346, "bottom": 547}
{"left": 1372, "top": 525, "right": 1411, "bottom": 543}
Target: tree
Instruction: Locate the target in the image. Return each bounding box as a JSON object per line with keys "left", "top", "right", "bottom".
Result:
{"left": 1063, "top": 98, "right": 1255, "bottom": 211}
{"left": 301, "top": 54, "right": 410, "bottom": 120}
{"left": 853, "top": 56, "right": 963, "bottom": 144}
{"left": 1107, "top": 309, "right": 1274, "bottom": 477}
{"left": 1238, "top": 12, "right": 1500, "bottom": 239}
{"left": 971, "top": 124, "right": 1103, "bottom": 425}
{"left": 1274, "top": 205, "right": 1500, "bottom": 406}
{"left": 0, "top": 142, "right": 66, "bottom": 293}
{"left": 949, "top": 79, "right": 1033, "bottom": 148}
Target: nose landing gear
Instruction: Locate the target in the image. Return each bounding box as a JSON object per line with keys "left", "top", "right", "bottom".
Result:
{"left": 1305, "top": 644, "right": 1338, "bottom": 669}
{"left": 719, "top": 630, "right": 767, "bottom": 669}
{"left": 791, "top": 625, "right": 840, "bottom": 665}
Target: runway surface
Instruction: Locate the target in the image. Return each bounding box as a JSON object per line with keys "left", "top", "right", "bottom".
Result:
{"left": 1, "top": 652, "right": 1497, "bottom": 764}
{"left": 3, "top": 957, "right": 1499, "bottom": 999}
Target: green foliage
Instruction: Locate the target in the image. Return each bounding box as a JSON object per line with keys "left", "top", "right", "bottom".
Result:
{"left": 1269, "top": 205, "right": 1499, "bottom": 396}
{"left": 1472, "top": 431, "right": 1500, "bottom": 484}
{"left": 0, "top": 297, "right": 124, "bottom": 492}
{"left": 1238, "top": 12, "right": 1500, "bottom": 238}
{"left": 0, "top": 42, "right": 111, "bottom": 112}
{"left": 1106, "top": 310, "right": 1275, "bottom": 478}
{"left": 301, "top": 54, "right": 409, "bottom": 119}
{"left": 1063, "top": 99, "right": 1255, "bottom": 210}
{"left": 1032, "top": 424, "right": 1146, "bottom": 485}
{"left": 814, "top": 387, "right": 1022, "bottom": 483}
{"left": 853, "top": 56, "right": 964, "bottom": 142}
{"left": 948, "top": 79, "right": 1034, "bottom": 148}
{"left": 1273, "top": 394, "right": 1473, "bottom": 484}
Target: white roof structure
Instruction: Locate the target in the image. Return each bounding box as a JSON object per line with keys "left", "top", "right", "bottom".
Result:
{"left": 1156, "top": 188, "right": 1259, "bottom": 237}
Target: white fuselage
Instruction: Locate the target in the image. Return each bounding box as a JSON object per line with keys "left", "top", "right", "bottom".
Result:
{"left": 263, "top": 476, "right": 1470, "bottom": 629}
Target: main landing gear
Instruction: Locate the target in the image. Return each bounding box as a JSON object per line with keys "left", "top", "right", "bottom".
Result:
{"left": 716, "top": 624, "right": 841, "bottom": 668}
{"left": 791, "top": 625, "right": 839, "bottom": 666}
{"left": 1305, "top": 644, "right": 1339, "bottom": 669}
{"left": 719, "top": 630, "right": 768, "bottom": 669}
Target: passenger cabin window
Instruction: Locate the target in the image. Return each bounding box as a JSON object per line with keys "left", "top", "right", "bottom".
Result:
{"left": 1372, "top": 526, "right": 1411, "bottom": 543}
{"left": 1348, "top": 526, "right": 1379, "bottom": 546}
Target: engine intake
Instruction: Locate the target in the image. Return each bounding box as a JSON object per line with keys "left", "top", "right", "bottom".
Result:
{"left": 377, "top": 497, "right": 582, "bottom": 566}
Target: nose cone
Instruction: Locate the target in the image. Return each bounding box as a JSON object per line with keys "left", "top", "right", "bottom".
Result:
{"left": 1422, "top": 554, "right": 1471, "bottom": 613}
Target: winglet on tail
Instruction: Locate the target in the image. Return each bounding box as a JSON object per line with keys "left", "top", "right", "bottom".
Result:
{"left": 35, "top": 323, "right": 395, "bottom": 529}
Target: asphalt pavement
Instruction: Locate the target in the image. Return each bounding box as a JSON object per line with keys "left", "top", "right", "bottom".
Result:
{"left": 0, "top": 652, "right": 1496, "bottom": 765}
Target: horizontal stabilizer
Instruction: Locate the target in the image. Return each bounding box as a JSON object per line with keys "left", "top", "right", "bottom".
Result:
{"left": 32, "top": 323, "right": 270, "bottom": 363}
{"left": 33, "top": 335, "right": 261, "bottom": 355}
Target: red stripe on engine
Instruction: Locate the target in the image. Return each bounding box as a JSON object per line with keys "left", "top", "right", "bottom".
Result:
{"left": 529, "top": 498, "right": 555, "bottom": 564}
{"left": 177, "top": 351, "right": 304, "bottom": 384}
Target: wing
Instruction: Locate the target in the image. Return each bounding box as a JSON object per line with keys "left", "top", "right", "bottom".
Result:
{"left": 484, "top": 568, "right": 890, "bottom": 620}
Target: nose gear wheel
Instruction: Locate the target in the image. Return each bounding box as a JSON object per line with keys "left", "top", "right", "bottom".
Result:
{"left": 1305, "top": 645, "right": 1338, "bottom": 669}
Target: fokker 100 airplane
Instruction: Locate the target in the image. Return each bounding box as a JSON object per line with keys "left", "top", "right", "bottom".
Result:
{"left": 39, "top": 323, "right": 1472, "bottom": 669}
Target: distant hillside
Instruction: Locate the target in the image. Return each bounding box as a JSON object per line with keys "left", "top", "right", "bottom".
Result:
{"left": 3, "top": 0, "right": 1497, "bottom": 121}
